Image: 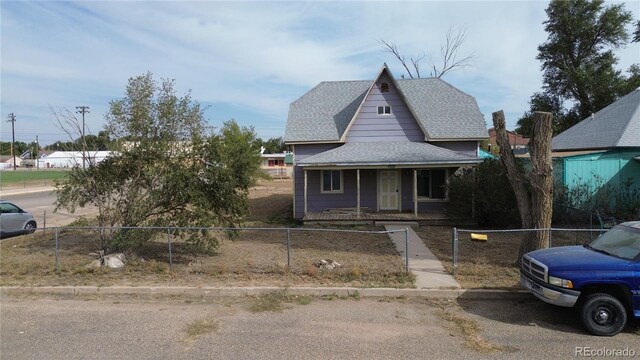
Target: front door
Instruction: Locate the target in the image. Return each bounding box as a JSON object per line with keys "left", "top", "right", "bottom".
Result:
{"left": 379, "top": 170, "right": 400, "bottom": 210}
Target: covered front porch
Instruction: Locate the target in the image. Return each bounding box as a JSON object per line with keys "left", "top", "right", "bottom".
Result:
{"left": 293, "top": 142, "right": 483, "bottom": 221}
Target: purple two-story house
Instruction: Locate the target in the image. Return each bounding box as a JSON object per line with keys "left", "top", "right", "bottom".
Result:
{"left": 284, "top": 64, "right": 487, "bottom": 221}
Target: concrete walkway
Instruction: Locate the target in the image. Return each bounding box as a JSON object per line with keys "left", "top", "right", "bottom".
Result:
{"left": 384, "top": 224, "right": 460, "bottom": 289}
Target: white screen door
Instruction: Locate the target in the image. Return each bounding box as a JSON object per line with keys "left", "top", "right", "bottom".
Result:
{"left": 379, "top": 170, "right": 399, "bottom": 210}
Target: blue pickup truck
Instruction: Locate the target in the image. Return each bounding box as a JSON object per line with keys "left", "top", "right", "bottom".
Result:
{"left": 520, "top": 221, "right": 640, "bottom": 336}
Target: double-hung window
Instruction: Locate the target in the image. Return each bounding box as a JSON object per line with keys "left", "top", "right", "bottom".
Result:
{"left": 321, "top": 170, "right": 343, "bottom": 193}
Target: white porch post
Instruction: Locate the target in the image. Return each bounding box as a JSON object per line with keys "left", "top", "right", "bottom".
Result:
{"left": 304, "top": 169, "right": 308, "bottom": 216}
{"left": 413, "top": 169, "right": 418, "bottom": 217}
{"left": 356, "top": 169, "right": 361, "bottom": 218}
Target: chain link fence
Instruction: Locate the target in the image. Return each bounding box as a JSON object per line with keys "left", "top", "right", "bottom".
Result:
{"left": 553, "top": 203, "right": 622, "bottom": 230}
{"left": 1, "top": 226, "right": 412, "bottom": 287}
{"left": 450, "top": 228, "right": 603, "bottom": 287}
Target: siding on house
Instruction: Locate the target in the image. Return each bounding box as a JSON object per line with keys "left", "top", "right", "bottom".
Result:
{"left": 561, "top": 149, "right": 640, "bottom": 193}
{"left": 344, "top": 74, "right": 424, "bottom": 143}
{"left": 293, "top": 143, "right": 341, "bottom": 218}
{"left": 295, "top": 168, "right": 378, "bottom": 218}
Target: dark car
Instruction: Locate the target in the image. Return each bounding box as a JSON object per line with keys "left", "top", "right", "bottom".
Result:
{"left": 0, "top": 200, "right": 37, "bottom": 238}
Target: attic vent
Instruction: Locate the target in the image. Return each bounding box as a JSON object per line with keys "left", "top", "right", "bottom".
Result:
{"left": 380, "top": 83, "right": 389, "bottom": 92}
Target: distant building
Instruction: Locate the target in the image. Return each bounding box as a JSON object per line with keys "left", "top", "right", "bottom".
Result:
{"left": 260, "top": 153, "right": 293, "bottom": 178}
{"left": 41, "top": 151, "right": 112, "bottom": 168}
{"left": 488, "top": 127, "right": 529, "bottom": 154}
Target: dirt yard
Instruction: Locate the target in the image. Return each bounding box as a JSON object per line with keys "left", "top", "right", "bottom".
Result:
{"left": 0, "top": 179, "right": 412, "bottom": 288}
{"left": 417, "top": 227, "right": 521, "bottom": 289}
{"left": 416, "top": 227, "right": 600, "bottom": 289}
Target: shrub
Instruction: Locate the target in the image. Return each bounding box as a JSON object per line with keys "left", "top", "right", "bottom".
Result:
{"left": 447, "top": 159, "right": 521, "bottom": 227}
{"left": 554, "top": 176, "right": 640, "bottom": 222}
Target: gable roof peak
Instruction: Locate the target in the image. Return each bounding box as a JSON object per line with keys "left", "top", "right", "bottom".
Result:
{"left": 285, "top": 66, "right": 488, "bottom": 143}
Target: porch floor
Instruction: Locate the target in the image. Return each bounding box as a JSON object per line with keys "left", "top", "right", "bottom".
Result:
{"left": 303, "top": 208, "right": 475, "bottom": 226}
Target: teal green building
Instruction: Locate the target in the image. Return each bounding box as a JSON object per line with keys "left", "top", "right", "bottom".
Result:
{"left": 552, "top": 88, "right": 640, "bottom": 212}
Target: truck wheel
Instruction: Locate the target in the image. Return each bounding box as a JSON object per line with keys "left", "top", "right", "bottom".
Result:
{"left": 581, "top": 293, "right": 627, "bottom": 336}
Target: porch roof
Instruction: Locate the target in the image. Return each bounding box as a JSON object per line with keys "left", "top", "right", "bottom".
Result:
{"left": 297, "top": 141, "right": 482, "bottom": 168}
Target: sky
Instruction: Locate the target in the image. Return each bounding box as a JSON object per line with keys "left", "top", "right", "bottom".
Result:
{"left": 1, "top": 1, "right": 639, "bottom": 146}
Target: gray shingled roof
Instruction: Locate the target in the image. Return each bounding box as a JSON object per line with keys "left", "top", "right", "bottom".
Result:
{"left": 552, "top": 88, "right": 640, "bottom": 151}
{"left": 297, "top": 142, "right": 482, "bottom": 167}
{"left": 284, "top": 77, "right": 487, "bottom": 143}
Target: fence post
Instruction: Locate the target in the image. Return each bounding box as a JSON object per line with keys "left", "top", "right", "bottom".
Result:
{"left": 287, "top": 228, "right": 291, "bottom": 269}
{"left": 548, "top": 228, "right": 553, "bottom": 248}
{"left": 54, "top": 228, "right": 59, "bottom": 271}
{"left": 452, "top": 227, "right": 458, "bottom": 276}
{"left": 167, "top": 228, "right": 173, "bottom": 270}
{"left": 404, "top": 228, "right": 409, "bottom": 272}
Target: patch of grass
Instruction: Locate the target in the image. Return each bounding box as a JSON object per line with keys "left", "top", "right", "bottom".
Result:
{"left": 428, "top": 298, "right": 504, "bottom": 353}
{"left": 247, "top": 290, "right": 301, "bottom": 313}
{"left": 183, "top": 318, "right": 219, "bottom": 344}
{"left": 437, "top": 310, "right": 504, "bottom": 353}
{"left": 0, "top": 169, "right": 69, "bottom": 186}
{"left": 297, "top": 296, "right": 313, "bottom": 305}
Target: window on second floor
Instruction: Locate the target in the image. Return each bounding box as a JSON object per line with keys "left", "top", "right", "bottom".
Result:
{"left": 377, "top": 105, "right": 391, "bottom": 115}
{"left": 380, "top": 82, "right": 389, "bottom": 92}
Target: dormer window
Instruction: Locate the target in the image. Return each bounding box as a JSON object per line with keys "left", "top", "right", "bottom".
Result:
{"left": 380, "top": 82, "right": 389, "bottom": 92}
{"left": 377, "top": 105, "right": 391, "bottom": 115}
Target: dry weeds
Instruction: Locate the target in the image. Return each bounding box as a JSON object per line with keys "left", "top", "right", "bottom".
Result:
{"left": 417, "top": 226, "right": 522, "bottom": 289}
{"left": 416, "top": 227, "right": 597, "bottom": 289}
{"left": 183, "top": 318, "right": 220, "bottom": 344}
{"left": 426, "top": 298, "right": 505, "bottom": 353}
{"left": 0, "top": 179, "right": 413, "bottom": 288}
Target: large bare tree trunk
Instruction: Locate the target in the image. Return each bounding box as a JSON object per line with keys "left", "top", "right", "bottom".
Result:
{"left": 492, "top": 111, "right": 533, "bottom": 227}
{"left": 492, "top": 111, "right": 554, "bottom": 260}
{"left": 526, "top": 111, "right": 554, "bottom": 252}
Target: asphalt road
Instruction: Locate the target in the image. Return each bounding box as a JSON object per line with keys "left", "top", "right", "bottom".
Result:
{"left": 1, "top": 189, "right": 97, "bottom": 228}
{"left": 1, "top": 294, "right": 638, "bottom": 360}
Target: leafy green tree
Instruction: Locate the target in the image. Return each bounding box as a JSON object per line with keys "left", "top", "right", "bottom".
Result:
{"left": 44, "top": 141, "right": 75, "bottom": 151}
{"left": 55, "top": 73, "right": 262, "bottom": 252}
{"left": 1, "top": 141, "right": 31, "bottom": 156}
{"left": 515, "top": 93, "right": 577, "bottom": 137}
{"left": 82, "top": 131, "right": 112, "bottom": 151}
{"left": 516, "top": 0, "right": 638, "bottom": 136}
{"left": 263, "top": 137, "right": 287, "bottom": 153}
{"left": 255, "top": 137, "right": 287, "bottom": 154}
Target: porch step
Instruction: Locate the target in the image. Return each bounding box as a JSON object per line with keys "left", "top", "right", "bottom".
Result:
{"left": 374, "top": 221, "right": 419, "bottom": 228}
{"left": 417, "top": 218, "right": 477, "bottom": 227}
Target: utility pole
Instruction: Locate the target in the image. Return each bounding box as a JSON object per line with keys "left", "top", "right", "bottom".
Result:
{"left": 7, "top": 113, "right": 16, "bottom": 171}
{"left": 36, "top": 135, "right": 39, "bottom": 170}
{"left": 76, "top": 106, "right": 90, "bottom": 169}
